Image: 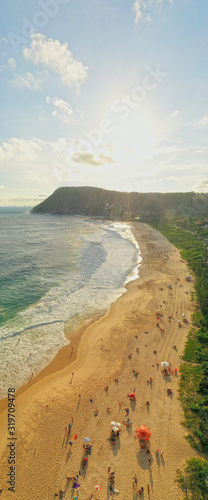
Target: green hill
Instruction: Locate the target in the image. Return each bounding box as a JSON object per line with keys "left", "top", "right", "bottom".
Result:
{"left": 31, "top": 186, "right": 208, "bottom": 222}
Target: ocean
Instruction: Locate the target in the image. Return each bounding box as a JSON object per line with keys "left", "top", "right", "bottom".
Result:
{"left": 0, "top": 208, "right": 141, "bottom": 398}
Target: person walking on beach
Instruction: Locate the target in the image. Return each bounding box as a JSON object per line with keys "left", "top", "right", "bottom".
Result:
{"left": 133, "top": 474, "right": 138, "bottom": 488}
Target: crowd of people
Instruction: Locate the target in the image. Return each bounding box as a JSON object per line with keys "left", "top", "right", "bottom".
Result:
{"left": 53, "top": 273, "right": 189, "bottom": 498}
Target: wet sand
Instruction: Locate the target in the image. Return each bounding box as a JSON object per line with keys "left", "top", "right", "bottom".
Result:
{"left": 0, "top": 223, "right": 200, "bottom": 499}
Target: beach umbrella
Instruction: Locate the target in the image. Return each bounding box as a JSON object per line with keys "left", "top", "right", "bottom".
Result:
{"left": 115, "top": 422, "right": 121, "bottom": 427}
{"left": 110, "top": 421, "right": 116, "bottom": 426}
{"left": 74, "top": 433, "right": 78, "bottom": 440}
{"left": 83, "top": 437, "right": 91, "bottom": 443}
{"left": 161, "top": 361, "right": 169, "bottom": 368}
{"left": 94, "top": 484, "right": 101, "bottom": 491}
{"left": 130, "top": 392, "right": 135, "bottom": 398}
{"left": 135, "top": 425, "right": 151, "bottom": 441}
{"left": 72, "top": 483, "right": 80, "bottom": 489}
{"left": 112, "top": 427, "right": 118, "bottom": 432}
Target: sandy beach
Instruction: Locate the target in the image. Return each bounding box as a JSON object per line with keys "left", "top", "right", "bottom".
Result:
{"left": 0, "top": 222, "right": 200, "bottom": 499}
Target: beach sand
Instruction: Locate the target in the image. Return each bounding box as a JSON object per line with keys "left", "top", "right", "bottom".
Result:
{"left": 0, "top": 222, "right": 200, "bottom": 499}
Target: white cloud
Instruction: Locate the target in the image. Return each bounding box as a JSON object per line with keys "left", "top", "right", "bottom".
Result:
{"left": 72, "top": 152, "right": 116, "bottom": 166}
{"left": 133, "top": 0, "right": 174, "bottom": 24}
{"left": 46, "top": 96, "right": 84, "bottom": 124}
{"left": 10, "top": 72, "right": 42, "bottom": 90}
{"left": 0, "top": 58, "right": 17, "bottom": 73}
{"left": 0, "top": 137, "right": 42, "bottom": 163}
{"left": 10, "top": 196, "right": 45, "bottom": 202}
{"left": 46, "top": 96, "right": 75, "bottom": 124}
{"left": 0, "top": 185, "right": 5, "bottom": 188}
{"left": 0, "top": 37, "right": 8, "bottom": 44}
{"left": 49, "top": 137, "right": 116, "bottom": 167}
{"left": 198, "top": 115, "right": 208, "bottom": 128}
{"left": 195, "top": 178, "right": 208, "bottom": 193}
{"left": 193, "top": 148, "right": 205, "bottom": 155}
{"left": 8, "top": 57, "right": 16, "bottom": 70}
{"left": 133, "top": 1, "right": 144, "bottom": 23}
{"left": 170, "top": 109, "right": 179, "bottom": 117}
{"left": 49, "top": 137, "right": 69, "bottom": 155}
{"left": 23, "top": 33, "right": 88, "bottom": 88}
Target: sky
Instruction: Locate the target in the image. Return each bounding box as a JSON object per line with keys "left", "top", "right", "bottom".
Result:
{"left": 0, "top": 0, "right": 207, "bottom": 206}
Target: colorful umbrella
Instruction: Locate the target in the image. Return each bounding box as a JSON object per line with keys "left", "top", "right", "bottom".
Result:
{"left": 135, "top": 425, "right": 151, "bottom": 441}
{"left": 72, "top": 483, "right": 80, "bottom": 489}
{"left": 74, "top": 434, "right": 78, "bottom": 440}
{"left": 130, "top": 393, "right": 135, "bottom": 398}
{"left": 94, "top": 484, "right": 101, "bottom": 490}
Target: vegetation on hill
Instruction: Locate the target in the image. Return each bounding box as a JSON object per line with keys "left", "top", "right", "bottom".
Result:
{"left": 31, "top": 186, "right": 208, "bottom": 221}
{"left": 151, "top": 217, "right": 208, "bottom": 498}
{"left": 151, "top": 218, "right": 208, "bottom": 452}
{"left": 176, "top": 457, "right": 208, "bottom": 499}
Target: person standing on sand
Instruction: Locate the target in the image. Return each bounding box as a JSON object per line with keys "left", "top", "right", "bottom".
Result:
{"left": 133, "top": 474, "right": 138, "bottom": 488}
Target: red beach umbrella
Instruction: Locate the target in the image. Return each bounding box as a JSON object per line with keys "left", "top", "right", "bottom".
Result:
{"left": 74, "top": 433, "right": 78, "bottom": 440}
{"left": 130, "top": 393, "right": 135, "bottom": 398}
{"left": 135, "top": 425, "right": 151, "bottom": 441}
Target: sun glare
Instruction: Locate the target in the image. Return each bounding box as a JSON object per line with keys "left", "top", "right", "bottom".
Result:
{"left": 113, "top": 114, "right": 158, "bottom": 165}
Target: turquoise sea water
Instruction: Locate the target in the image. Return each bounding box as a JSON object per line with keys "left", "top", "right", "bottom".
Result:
{"left": 0, "top": 208, "right": 141, "bottom": 398}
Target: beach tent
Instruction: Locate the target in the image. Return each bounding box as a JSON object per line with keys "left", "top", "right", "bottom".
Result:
{"left": 135, "top": 425, "right": 151, "bottom": 441}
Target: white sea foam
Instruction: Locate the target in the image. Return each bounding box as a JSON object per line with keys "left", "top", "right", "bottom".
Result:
{"left": 0, "top": 218, "right": 141, "bottom": 398}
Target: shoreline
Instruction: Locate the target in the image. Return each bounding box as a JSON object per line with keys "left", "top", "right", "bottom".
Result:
{"left": 0, "top": 219, "right": 141, "bottom": 410}
{"left": 0, "top": 218, "right": 141, "bottom": 403}
{"left": 0, "top": 222, "right": 200, "bottom": 499}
